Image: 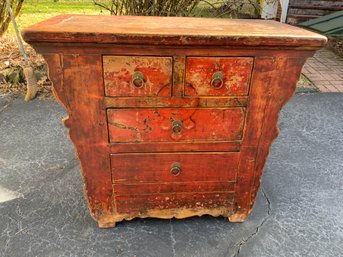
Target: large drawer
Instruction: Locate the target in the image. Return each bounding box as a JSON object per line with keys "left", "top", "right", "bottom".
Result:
{"left": 111, "top": 152, "right": 239, "bottom": 183}
{"left": 111, "top": 152, "right": 238, "bottom": 214}
{"left": 107, "top": 108, "right": 245, "bottom": 143}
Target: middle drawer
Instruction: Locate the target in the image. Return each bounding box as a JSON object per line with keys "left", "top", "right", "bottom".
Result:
{"left": 111, "top": 152, "right": 239, "bottom": 184}
{"left": 107, "top": 108, "right": 245, "bottom": 143}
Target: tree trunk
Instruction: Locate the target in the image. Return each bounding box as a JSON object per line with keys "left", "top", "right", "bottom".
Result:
{"left": 0, "top": 0, "right": 25, "bottom": 37}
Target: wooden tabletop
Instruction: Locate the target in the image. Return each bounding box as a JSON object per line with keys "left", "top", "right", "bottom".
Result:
{"left": 22, "top": 14, "right": 327, "bottom": 48}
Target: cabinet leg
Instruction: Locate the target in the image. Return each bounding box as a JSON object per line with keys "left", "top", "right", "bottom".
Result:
{"left": 98, "top": 220, "right": 116, "bottom": 228}
{"left": 97, "top": 215, "right": 117, "bottom": 228}
{"left": 228, "top": 211, "right": 249, "bottom": 222}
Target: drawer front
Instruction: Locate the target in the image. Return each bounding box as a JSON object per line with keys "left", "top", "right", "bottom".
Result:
{"left": 111, "top": 152, "right": 239, "bottom": 183}
{"left": 107, "top": 108, "right": 245, "bottom": 143}
{"left": 185, "top": 57, "right": 253, "bottom": 96}
{"left": 115, "top": 192, "right": 234, "bottom": 214}
{"left": 103, "top": 56, "right": 172, "bottom": 97}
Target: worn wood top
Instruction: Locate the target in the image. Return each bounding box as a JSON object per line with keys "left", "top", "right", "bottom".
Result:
{"left": 22, "top": 14, "right": 327, "bottom": 47}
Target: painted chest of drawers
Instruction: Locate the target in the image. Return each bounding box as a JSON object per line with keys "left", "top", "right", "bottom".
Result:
{"left": 22, "top": 15, "right": 326, "bottom": 228}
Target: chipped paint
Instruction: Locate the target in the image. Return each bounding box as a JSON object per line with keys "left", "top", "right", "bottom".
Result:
{"left": 103, "top": 56, "right": 172, "bottom": 97}
{"left": 185, "top": 57, "right": 253, "bottom": 96}
{"left": 107, "top": 108, "right": 245, "bottom": 143}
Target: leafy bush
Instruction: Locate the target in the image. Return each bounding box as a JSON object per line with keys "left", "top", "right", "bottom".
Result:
{"left": 93, "top": 0, "right": 202, "bottom": 16}
{"left": 93, "top": 0, "right": 263, "bottom": 18}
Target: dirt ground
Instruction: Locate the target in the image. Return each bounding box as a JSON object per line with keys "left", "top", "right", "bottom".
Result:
{"left": 0, "top": 35, "right": 53, "bottom": 99}
{"left": 327, "top": 38, "right": 343, "bottom": 58}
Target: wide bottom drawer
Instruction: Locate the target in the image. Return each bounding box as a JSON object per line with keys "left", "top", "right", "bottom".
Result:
{"left": 111, "top": 152, "right": 238, "bottom": 214}
{"left": 111, "top": 152, "right": 240, "bottom": 183}
{"left": 114, "top": 192, "right": 235, "bottom": 214}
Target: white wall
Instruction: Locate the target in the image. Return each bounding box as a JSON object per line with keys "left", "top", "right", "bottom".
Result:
{"left": 260, "top": 0, "right": 289, "bottom": 22}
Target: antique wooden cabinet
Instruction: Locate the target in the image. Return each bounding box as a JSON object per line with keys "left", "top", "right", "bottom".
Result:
{"left": 22, "top": 15, "right": 326, "bottom": 228}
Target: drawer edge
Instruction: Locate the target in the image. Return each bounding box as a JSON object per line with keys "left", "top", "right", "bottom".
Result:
{"left": 113, "top": 181, "right": 236, "bottom": 195}
{"left": 109, "top": 141, "right": 241, "bottom": 153}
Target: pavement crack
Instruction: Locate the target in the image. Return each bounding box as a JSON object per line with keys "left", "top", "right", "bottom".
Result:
{"left": 263, "top": 188, "right": 271, "bottom": 216}
{"left": 0, "top": 98, "right": 12, "bottom": 114}
{"left": 169, "top": 220, "right": 176, "bottom": 257}
{"left": 232, "top": 187, "right": 271, "bottom": 257}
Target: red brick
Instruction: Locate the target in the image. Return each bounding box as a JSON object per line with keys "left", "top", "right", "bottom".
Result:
{"left": 323, "top": 84, "right": 340, "bottom": 92}
{"left": 317, "top": 86, "right": 331, "bottom": 92}
{"left": 330, "top": 74, "right": 343, "bottom": 80}
{"left": 330, "top": 80, "right": 343, "bottom": 86}
{"left": 305, "top": 67, "right": 317, "bottom": 74}
{"left": 315, "top": 81, "right": 333, "bottom": 85}
{"left": 303, "top": 49, "right": 343, "bottom": 93}
{"left": 334, "top": 86, "right": 343, "bottom": 93}
{"left": 316, "top": 67, "right": 331, "bottom": 72}
{"left": 321, "top": 74, "right": 335, "bottom": 80}
{"left": 307, "top": 75, "right": 326, "bottom": 80}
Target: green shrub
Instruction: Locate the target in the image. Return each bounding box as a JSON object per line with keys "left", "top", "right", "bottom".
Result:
{"left": 93, "top": 0, "right": 202, "bottom": 16}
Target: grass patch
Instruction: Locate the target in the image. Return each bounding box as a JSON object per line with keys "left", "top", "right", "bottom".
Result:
{"left": 6, "top": 0, "right": 230, "bottom": 35}
{"left": 7, "top": 0, "right": 103, "bottom": 34}
{"left": 22, "top": 0, "right": 99, "bottom": 14}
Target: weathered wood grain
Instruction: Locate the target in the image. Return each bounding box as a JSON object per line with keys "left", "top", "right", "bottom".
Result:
{"left": 22, "top": 15, "right": 327, "bottom": 47}
{"left": 172, "top": 56, "right": 186, "bottom": 97}
{"left": 104, "top": 96, "right": 248, "bottom": 108}
{"left": 43, "top": 53, "right": 114, "bottom": 227}
{"left": 249, "top": 57, "right": 307, "bottom": 211}
{"left": 28, "top": 43, "right": 324, "bottom": 57}
{"left": 229, "top": 56, "right": 307, "bottom": 222}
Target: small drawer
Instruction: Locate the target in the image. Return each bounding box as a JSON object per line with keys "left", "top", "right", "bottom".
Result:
{"left": 103, "top": 56, "right": 172, "bottom": 97}
{"left": 107, "top": 108, "right": 245, "bottom": 143}
{"left": 110, "top": 152, "right": 239, "bottom": 183}
{"left": 185, "top": 57, "right": 253, "bottom": 96}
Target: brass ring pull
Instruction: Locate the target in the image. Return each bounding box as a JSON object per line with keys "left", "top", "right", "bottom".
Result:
{"left": 132, "top": 71, "right": 144, "bottom": 89}
{"left": 172, "top": 120, "right": 182, "bottom": 135}
{"left": 170, "top": 162, "right": 181, "bottom": 176}
{"left": 211, "top": 71, "right": 225, "bottom": 90}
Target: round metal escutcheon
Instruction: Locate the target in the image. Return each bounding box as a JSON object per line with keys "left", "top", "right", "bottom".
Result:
{"left": 132, "top": 71, "right": 145, "bottom": 88}
{"left": 170, "top": 162, "right": 181, "bottom": 176}
{"left": 172, "top": 120, "right": 183, "bottom": 135}
{"left": 211, "top": 71, "right": 225, "bottom": 90}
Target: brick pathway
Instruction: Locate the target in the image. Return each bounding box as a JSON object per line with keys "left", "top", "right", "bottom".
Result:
{"left": 302, "top": 48, "right": 343, "bottom": 92}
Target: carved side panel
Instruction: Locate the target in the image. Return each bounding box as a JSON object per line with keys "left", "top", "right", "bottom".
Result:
{"left": 249, "top": 57, "right": 307, "bottom": 206}
{"left": 43, "top": 54, "right": 114, "bottom": 227}
{"left": 230, "top": 56, "right": 308, "bottom": 221}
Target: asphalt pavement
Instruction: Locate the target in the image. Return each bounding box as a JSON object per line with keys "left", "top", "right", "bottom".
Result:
{"left": 0, "top": 93, "right": 342, "bottom": 257}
